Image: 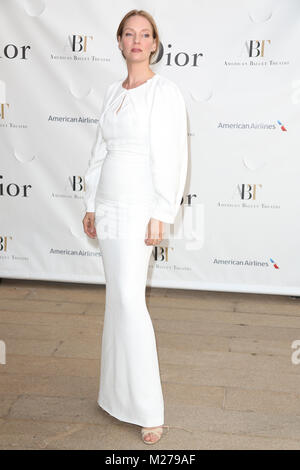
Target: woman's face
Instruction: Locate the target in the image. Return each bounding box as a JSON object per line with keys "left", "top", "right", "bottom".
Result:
{"left": 118, "top": 15, "right": 156, "bottom": 64}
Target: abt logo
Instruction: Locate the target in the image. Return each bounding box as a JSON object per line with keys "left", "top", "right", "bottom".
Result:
{"left": 68, "top": 35, "right": 93, "bottom": 52}
{"left": 0, "top": 340, "right": 5, "bottom": 365}
{"left": 69, "top": 176, "right": 86, "bottom": 192}
{"left": 0, "top": 103, "right": 9, "bottom": 119}
{"left": 246, "top": 40, "right": 271, "bottom": 57}
{"left": 0, "top": 236, "right": 12, "bottom": 251}
{"left": 237, "top": 184, "right": 262, "bottom": 200}
{"left": 153, "top": 246, "right": 173, "bottom": 262}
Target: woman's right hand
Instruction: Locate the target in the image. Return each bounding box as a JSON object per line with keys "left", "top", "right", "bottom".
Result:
{"left": 82, "top": 212, "right": 97, "bottom": 239}
{"left": 145, "top": 218, "right": 163, "bottom": 246}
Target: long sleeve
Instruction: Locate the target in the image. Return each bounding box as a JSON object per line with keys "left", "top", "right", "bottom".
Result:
{"left": 149, "top": 79, "right": 188, "bottom": 224}
{"left": 83, "top": 88, "right": 110, "bottom": 213}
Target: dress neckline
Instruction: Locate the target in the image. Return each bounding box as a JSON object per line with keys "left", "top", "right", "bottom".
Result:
{"left": 120, "top": 73, "right": 158, "bottom": 91}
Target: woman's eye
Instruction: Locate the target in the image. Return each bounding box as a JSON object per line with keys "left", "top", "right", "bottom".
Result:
{"left": 124, "top": 32, "right": 150, "bottom": 37}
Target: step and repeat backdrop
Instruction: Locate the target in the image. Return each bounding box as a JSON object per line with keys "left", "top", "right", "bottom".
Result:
{"left": 1, "top": 0, "right": 300, "bottom": 295}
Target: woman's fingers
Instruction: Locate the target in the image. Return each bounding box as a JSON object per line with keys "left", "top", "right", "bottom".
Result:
{"left": 145, "top": 240, "right": 160, "bottom": 246}
{"left": 83, "top": 213, "right": 97, "bottom": 239}
{"left": 145, "top": 239, "right": 161, "bottom": 245}
{"left": 144, "top": 218, "right": 164, "bottom": 245}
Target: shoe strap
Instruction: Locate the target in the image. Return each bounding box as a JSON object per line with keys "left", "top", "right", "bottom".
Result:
{"left": 142, "top": 424, "right": 193, "bottom": 435}
{"left": 165, "top": 424, "right": 194, "bottom": 434}
{"left": 141, "top": 428, "right": 163, "bottom": 438}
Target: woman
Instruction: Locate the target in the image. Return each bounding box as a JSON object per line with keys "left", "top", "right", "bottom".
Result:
{"left": 82, "top": 9, "right": 188, "bottom": 444}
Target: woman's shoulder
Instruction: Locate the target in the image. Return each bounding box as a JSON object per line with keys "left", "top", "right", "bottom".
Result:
{"left": 155, "top": 73, "right": 177, "bottom": 88}
{"left": 152, "top": 73, "right": 185, "bottom": 106}
{"left": 153, "top": 73, "right": 184, "bottom": 96}
{"left": 100, "top": 79, "right": 123, "bottom": 108}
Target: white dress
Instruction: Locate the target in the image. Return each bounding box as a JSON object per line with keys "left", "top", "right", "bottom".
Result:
{"left": 83, "top": 72, "right": 188, "bottom": 427}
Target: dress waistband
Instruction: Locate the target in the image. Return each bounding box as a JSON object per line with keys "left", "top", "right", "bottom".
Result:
{"left": 107, "top": 148, "right": 150, "bottom": 160}
{"left": 107, "top": 142, "right": 150, "bottom": 156}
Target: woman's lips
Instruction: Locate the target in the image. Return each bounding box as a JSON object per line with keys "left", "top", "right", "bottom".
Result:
{"left": 131, "top": 48, "right": 142, "bottom": 52}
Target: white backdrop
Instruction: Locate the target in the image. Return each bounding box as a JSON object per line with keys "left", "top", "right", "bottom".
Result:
{"left": 1, "top": 0, "right": 300, "bottom": 295}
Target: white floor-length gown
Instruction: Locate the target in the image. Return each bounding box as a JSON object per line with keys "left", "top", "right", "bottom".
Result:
{"left": 83, "top": 72, "right": 188, "bottom": 427}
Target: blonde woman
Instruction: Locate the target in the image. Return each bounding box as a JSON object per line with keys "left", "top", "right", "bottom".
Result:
{"left": 82, "top": 9, "right": 188, "bottom": 445}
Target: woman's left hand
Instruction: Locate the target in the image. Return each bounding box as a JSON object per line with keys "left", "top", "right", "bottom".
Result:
{"left": 145, "top": 218, "right": 164, "bottom": 246}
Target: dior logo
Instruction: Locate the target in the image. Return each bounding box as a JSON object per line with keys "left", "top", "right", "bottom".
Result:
{"left": 0, "top": 175, "right": 32, "bottom": 197}
{"left": 154, "top": 42, "right": 204, "bottom": 67}
{"left": 0, "top": 44, "right": 31, "bottom": 59}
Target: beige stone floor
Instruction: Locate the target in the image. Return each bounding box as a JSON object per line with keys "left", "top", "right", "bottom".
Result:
{"left": 1, "top": 277, "right": 300, "bottom": 450}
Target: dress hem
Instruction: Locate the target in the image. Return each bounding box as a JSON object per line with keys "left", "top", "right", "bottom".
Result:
{"left": 97, "top": 400, "right": 164, "bottom": 428}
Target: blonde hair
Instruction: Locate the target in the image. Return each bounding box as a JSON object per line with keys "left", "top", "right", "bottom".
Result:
{"left": 116, "top": 9, "right": 159, "bottom": 65}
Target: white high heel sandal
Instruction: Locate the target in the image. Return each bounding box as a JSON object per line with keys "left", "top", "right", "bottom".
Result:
{"left": 141, "top": 424, "right": 193, "bottom": 444}
{"left": 141, "top": 425, "right": 169, "bottom": 444}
